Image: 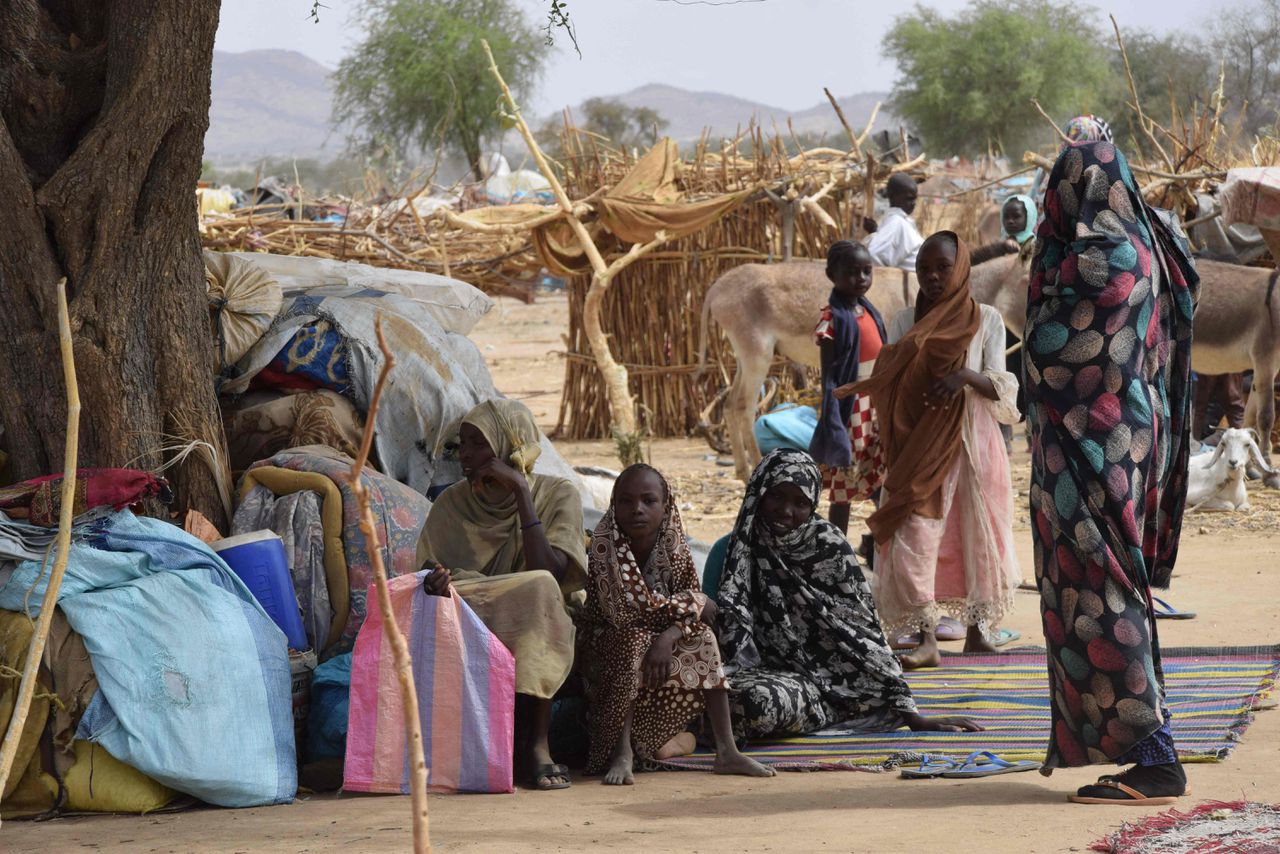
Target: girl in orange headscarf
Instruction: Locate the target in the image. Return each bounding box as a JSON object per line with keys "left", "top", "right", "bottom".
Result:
{"left": 838, "top": 231, "right": 1020, "bottom": 668}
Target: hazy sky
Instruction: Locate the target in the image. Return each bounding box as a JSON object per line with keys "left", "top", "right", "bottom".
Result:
{"left": 216, "top": 0, "right": 1215, "bottom": 113}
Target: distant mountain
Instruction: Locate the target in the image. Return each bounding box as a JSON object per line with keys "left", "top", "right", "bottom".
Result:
{"left": 205, "top": 49, "right": 340, "bottom": 165}
{"left": 204, "top": 49, "right": 898, "bottom": 164}
{"left": 597, "top": 83, "right": 897, "bottom": 144}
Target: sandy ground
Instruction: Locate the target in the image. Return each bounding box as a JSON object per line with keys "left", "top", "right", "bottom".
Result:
{"left": 7, "top": 293, "right": 1280, "bottom": 853}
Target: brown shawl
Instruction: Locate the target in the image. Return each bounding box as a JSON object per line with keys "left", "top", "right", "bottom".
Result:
{"left": 851, "top": 232, "right": 980, "bottom": 543}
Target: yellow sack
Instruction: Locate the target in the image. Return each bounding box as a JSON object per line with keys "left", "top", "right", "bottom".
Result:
{"left": 63, "top": 741, "right": 178, "bottom": 814}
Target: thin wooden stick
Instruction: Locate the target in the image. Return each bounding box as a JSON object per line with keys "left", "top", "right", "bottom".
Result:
{"left": 943, "top": 164, "right": 1037, "bottom": 199}
{"left": 1110, "top": 14, "right": 1177, "bottom": 174}
{"left": 347, "top": 316, "right": 430, "bottom": 853}
{"left": 823, "top": 87, "right": 861, "bottom": 162}
{"left": 856, "top": 102, "right": 882, "bottom": 147}
{"left": 1031, "top": 99, "right": 1072, "bottom": 145}
{"left": 0, "top": 278, "right": 80, "bottom": 816}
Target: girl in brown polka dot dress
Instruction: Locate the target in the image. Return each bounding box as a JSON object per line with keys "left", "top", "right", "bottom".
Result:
{"left": 576, "top": 465, "right": 775, "bottom": 785}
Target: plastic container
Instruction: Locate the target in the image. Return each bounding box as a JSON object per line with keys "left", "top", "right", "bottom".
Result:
{"left": 212, "top": 531, "right": 309, "bottom": 651}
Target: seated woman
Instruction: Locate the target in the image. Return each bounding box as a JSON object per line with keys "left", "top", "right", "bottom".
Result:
{"left": 576, "top": 464, "right": 774, "bottom": 785}
{"left": 417, "top": 399, "right": 585, "bottom": 791}
{"left": 716, "top": 448, "right": 982, "bottom": 739}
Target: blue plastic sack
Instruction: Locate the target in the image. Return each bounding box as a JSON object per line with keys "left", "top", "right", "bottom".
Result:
{"left": 0, "top": 511, "right": 295, "bottom": 807}
{"left": 753, "top": 403, "right": 819, "bottom": 455}
{"left": 306, "top": 652, "right": 352, "bottom": 761}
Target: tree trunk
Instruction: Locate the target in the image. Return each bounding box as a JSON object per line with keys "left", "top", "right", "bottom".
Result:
{"left": 0, "top": 1, "right": 229, "bottom": 527}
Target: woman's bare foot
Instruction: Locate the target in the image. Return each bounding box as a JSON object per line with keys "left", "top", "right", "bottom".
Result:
{"left": 714, "top": 749, "right": 776, "bottom": 777}
{"left": 603, "top": 741, "right": 635, "bottom": 786}
{"left": 899, "top": 630, "right": 941, "bottom": 669}
{"left": 963, "top": 624, "right": 999, "bottom": 653}
{"left": 656, "top": 731, "right": 696, "bottom": 760}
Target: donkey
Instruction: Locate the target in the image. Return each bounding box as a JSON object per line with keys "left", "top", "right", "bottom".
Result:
{"left": 697, "top": 254, "right": 1029, "bottom": 480}
{"left": 988, "top": 257, "right": 1280, "bottom": 488}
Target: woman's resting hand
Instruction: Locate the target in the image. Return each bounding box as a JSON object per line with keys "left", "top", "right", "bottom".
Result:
{"left": 422, "top": 563, "right": 452, "bottom": 596}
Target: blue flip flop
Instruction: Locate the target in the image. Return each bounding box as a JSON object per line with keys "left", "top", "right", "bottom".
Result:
{"left": 1153, "top": 597, "right": 1196, "bottom": 620}
{"left": 900, "top": 755, "right": 961, "bottom": 779}
{"left": 992, "top": 627, "right": 1021, "bottom": 647}
{"left": 939, "top": 750, "right": 1042, "bottom": 778}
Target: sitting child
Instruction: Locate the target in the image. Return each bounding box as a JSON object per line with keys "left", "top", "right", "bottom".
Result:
{"left": 575, "top": 464, "right": 775, "bottom": 785}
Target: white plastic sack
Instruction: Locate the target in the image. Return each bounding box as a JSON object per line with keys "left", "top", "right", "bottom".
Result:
{"left": 204, "top": 250, "right": 284, "bottom": 369}
{"left": 223, "top": 252, "right": 492, "bottom": 336}
{"left": 1220, "top": 166, "right": 1280, "bottom": 231}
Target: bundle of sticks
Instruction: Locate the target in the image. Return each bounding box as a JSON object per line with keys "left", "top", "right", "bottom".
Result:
{"left": 200, "top": 200, "right": 546, "bottom": 303}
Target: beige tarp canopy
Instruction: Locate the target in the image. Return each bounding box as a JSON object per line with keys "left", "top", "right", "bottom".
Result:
{"left": 458, "top": 139, "right": 756, "bottom": 276}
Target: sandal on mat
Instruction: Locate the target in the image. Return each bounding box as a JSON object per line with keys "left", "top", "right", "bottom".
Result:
{"left": 528, "top": 763, "right": 572, "bottom": 790}
{"left": 900, "top": 755, "right": 960, "bottom": 779}
{"left": 940, "top": 751, "right": 1042, "bottom": 778}
{"left": 1152, "top": 597, "right": 1196, "bottom": 620}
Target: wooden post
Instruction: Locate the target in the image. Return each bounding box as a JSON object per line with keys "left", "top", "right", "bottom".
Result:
{"left": 347, "top": 317, "right": 430, "bottom": 853}
{"left": 483, "top": 40, "right": 672, "bottom": 463}
{"left": 0, "top": 279, "right": 80, "bottom": 819}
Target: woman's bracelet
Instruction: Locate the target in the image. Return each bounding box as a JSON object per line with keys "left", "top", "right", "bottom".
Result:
{"left": 521, "top": 519, "right": 542, "bottom": 531}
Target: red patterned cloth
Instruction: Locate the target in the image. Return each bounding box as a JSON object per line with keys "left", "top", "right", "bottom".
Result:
{"left": 0, "top": 468, "right": 171, "bottom": 527}
{"left": 819, "top": 393, "right": 884, "bottom": 504}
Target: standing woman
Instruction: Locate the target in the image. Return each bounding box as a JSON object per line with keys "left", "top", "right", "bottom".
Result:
{"left": 1024, "top": 138, "right": 1198, "bottom": 804}
{"left": 840, "top": 232, "right": 1022, "bottom": 669}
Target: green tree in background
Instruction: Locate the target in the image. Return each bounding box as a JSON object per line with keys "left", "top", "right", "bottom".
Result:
{"left": 539, "top": 97, "right": 669, "bottom": 152}
{"left": 1209, "top": 0, "right": 1280, "bottom": 135}
{"left": 1100, "top": 30, "right": 1216, "bottom": 151}
{"left": 883, "top": 0, "right": 1109, "bottom": 156}
{"left": 580, "top": 97, "right": 667, "bottom": 149}
{"left": 332, "top": 0, "right": 546, "bottom": 179}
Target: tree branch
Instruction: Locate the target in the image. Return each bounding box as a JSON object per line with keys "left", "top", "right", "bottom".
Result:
{"left": 346, "top": 316, "right": 430, "bottom": 853}
{"left": 0, "top": 279, "right": 79, "bottom": 817}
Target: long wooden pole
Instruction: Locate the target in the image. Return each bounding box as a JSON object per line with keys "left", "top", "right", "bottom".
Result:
{"left": 348, "top": 317, "right": 430, "bottom": 853}
{"left": 0, "top": 279, "right": 80, "bottom": 819}
{"left": 482, "top": 39, "right": 648, "bottom": 460}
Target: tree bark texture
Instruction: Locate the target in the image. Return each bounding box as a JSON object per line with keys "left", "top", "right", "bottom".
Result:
{"left": 0, "top": 1, "right": 228, "bottom": 526}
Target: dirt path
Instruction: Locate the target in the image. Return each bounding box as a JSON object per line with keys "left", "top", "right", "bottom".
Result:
{"left": 7, "top": 293, "right": 1279, "bottom": 853}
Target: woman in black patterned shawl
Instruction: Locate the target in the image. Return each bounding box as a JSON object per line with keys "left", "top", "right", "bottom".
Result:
{"left": 716, "top": 449, "right": 981, "bottom": 739}
{"left": 1025, "top": 135, "right": 1198, "bottom": 804}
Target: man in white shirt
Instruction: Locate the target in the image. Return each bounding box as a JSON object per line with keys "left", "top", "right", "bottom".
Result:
{"left": 865, "top": 173, "right": 924, "bottom": 270}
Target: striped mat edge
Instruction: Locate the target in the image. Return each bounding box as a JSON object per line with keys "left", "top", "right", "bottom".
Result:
{"left": 654, "top": 644, "right": 1280, "bottom": 774}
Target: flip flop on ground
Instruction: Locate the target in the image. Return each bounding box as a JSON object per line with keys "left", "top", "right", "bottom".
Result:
{"left": 1153, "top": 597, "right": 1196, "bottom": 620}
{"left": 939, "top": 751, "right": 1042, "bottom": 778}
{"left": 991, "top": 627, "right": 1021, "bottom": 647}
{"left": 899, "top": 755, "right": 961, "bottom": 779}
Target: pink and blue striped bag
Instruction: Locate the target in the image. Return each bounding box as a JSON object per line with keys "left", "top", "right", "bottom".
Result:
{"left": 344, "top": 571, "right": 516, "bottom": 794}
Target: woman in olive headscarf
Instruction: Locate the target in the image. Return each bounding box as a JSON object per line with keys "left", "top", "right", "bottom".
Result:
{"left": 418, "top": 398, "right": 587, "bottom": 790}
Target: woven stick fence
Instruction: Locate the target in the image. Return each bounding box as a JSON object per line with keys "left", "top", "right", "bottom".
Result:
{"left": 552, "top": 126, "right": 926, "bottom": 440}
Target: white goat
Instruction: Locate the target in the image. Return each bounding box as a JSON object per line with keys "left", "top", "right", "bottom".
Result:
{"left": 1186, "top": 428, "right": 1274, "bottom": 512}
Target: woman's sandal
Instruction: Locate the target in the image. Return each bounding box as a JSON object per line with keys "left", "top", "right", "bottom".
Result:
{"left": 1068, "top": 779, "right": 1184, "bottom": 805}
{"left": 1069, "top": 763, "right": 1187, "bottom": 805}
{"left": 529, "top": 763, "right": 572, "bottom": 791}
